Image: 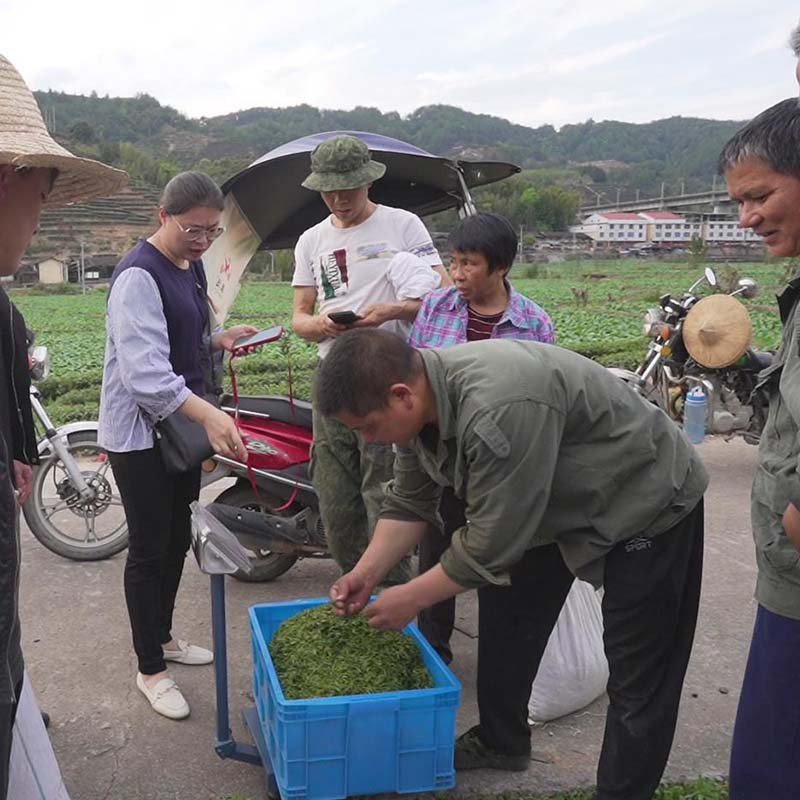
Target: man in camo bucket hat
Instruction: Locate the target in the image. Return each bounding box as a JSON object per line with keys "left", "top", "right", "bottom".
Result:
{"left": 301, "top": 135, "right": 387, "bottom": 192}
{"left": 292, "top": 134, "right": 448, "bottom": 587}
{"left": 0, "top": 53, "right": 126, "bottom": 799}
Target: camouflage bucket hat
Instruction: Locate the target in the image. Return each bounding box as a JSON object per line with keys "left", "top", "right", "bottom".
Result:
{"left": 301, "top": 135, "right": 387, "bottom": 192}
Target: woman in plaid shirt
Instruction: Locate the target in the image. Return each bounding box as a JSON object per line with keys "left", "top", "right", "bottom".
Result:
{"left": 408, "top": 212, "right": 555, "bottom": 664}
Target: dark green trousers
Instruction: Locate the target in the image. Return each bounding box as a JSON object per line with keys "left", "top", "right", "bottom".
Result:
{"left": 310, "top": 404, "right": 411, "bottom": 585}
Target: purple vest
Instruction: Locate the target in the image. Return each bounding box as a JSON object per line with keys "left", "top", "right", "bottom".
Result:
{"left": 110, "top": 240, "right": 210, "bottom": 396}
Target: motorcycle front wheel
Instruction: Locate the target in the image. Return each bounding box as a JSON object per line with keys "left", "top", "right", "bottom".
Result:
{"left": 214, "top": 484, "right": 299, "bottom": 582}
{"left": 23, "top": 429, "right": 129, "bottom": 561}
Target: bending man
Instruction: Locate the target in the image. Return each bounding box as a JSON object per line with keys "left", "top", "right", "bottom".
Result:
{"left": 318, "top": 329, "right": 707, "bottom": 800}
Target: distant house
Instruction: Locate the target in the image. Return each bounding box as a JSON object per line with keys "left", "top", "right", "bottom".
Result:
{"left": 4, "top": 259, "right": 37, "bottom": 285}
{"left": 6, "top": 254, "right": 119, "bottom": 286}
{"left": 37, "top": 257, "right": 69, "bottom": 284}
{"left": 66, "top": 254, "right": 119, "bottom": 285}
{"left": 571, "top": 211, "right": 760, "bottom": 245}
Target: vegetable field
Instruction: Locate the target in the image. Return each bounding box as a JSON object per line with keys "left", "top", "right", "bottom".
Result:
{"left": 11, "top": 259, "right": 788, "bottom": 426}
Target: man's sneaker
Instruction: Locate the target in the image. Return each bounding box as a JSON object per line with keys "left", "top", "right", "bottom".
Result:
{"left": 453, "top": 725, "right": 530, "bottom": 772}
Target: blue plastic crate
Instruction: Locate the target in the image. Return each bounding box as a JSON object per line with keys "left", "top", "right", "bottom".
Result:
{"left": 249, "top": 597, "right": 461, "bottom": 800}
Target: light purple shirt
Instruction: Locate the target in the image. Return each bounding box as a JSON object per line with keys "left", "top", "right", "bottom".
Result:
{"left": 408, "top": 284, "right": 555, "bottom": 349}
{"left": 98, "top": 269, "right": 192, "bottom": 452}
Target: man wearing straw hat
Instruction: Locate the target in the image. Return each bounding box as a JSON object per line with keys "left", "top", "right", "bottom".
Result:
{"left": 0, "top": 52, "right": 126, "bottom": 797}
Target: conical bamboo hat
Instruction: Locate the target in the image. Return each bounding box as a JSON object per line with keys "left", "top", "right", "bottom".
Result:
{"left": 683, "top": 294, "right": 752, "bottom": 368}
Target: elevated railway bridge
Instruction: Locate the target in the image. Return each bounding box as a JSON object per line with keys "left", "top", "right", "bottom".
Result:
{"left": 580, "top": 188, "right": 735, "bottom": 216}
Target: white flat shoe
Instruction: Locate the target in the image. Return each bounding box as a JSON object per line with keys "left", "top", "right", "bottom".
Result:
{"left": 163, "top": 639, "right": 213, "bottom": 666}
{"left": 136, "top": 673, "right": 190, "bottom": 720}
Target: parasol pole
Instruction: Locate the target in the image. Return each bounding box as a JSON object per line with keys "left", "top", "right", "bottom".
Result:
{"left": 455, "top": 167, "right": 478, "bottom": 218}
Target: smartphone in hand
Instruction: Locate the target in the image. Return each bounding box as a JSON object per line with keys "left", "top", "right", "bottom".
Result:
{"left": 328, "top": 311, "right": 362, "bottom": 325}
{"left": 231, "top": 326, "right": 284, "bottom": 354}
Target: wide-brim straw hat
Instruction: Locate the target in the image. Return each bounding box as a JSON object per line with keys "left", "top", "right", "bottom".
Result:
{"left": 683, "top": 294, "right": 752, "bottom": 368}
{"left": 0, "top": 54, "right": 127, "bottom": 206}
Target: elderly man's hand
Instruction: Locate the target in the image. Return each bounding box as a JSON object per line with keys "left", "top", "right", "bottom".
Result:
{"left": 783, "top": 503, "right": 800, "bottom": 550}
{"left": 329, "top": 570, "right": 374, "bottom": 616}
{"left": 12, "top": 460, "right": 33, "bottom": 505}
{"left": 363, "top": 584, "right": 422, "bottom": 631}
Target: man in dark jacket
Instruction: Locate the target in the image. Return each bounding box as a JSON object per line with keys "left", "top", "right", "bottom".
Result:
{"left": 0, "top": 52, "right": 126, "bottom": 797}
{"left": 0, "top": 277, "right": 36, "bottom": 798}
{"left": 721, "top": 98, "right": 800, "bottom": 800}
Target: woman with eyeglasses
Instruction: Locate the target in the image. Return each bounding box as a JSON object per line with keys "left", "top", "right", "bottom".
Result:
{"left": 98, "top": 171, "right": 256, "bottom": 720}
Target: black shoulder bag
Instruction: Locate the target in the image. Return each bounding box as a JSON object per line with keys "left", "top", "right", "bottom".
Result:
{"left": 153, "top": 263, "right": 219, "bottom": 475}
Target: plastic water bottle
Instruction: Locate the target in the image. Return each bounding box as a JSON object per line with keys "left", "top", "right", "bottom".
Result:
{"left": 683, "top": 387, "right": 707, "bottom": 444}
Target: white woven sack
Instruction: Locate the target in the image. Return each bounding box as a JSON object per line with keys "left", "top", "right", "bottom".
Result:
{"left": 528, "top": 580, "right": 609, "bottom": 723}
{"left": 9, "top": 673, "right": 71, "bottom": 800}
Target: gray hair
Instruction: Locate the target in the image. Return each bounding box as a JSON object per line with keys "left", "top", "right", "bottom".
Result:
{"left": 718, "top": 98, "right": 800, "bottom": 178}
{"left": 159, "top": 171, "right": 224, "bottom": 215}
{"left": 791, "top": 19, "right": 800, "bottom": 57}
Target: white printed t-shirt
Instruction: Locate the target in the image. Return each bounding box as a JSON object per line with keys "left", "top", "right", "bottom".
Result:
{"left": 292, "top": 204, "right": 442, "bottom": 357}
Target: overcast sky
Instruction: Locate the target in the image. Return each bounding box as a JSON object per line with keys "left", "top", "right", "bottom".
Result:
{"left": 4, "top": 0, "right": 800, "bottom": 129}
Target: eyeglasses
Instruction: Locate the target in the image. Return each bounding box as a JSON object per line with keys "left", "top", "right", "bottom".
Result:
{"left": 170, "top": 216, "right": 225, "bottom": 242}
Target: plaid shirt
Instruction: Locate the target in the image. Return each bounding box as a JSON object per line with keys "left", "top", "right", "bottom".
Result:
{"left": 408, "top": 284, "right": 555, "bottom": 349}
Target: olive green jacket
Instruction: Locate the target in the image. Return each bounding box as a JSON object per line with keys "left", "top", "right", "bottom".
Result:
{"left": 380, "top": 341, "right": 708, "bottom": 589}
{"left": 751, "top": 277, "right": 800, "bottom": 619}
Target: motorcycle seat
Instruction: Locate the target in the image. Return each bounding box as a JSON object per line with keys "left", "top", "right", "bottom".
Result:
{"left": 220, "top": 394, "right": 314, "bottom": 430}
{"left": 752, "top": 350, "right": 774, "bottom": 369}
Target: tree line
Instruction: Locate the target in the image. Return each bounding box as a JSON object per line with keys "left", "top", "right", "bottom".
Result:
{"left": 32, "top": 90, "right": 753, "bottom": 249}
{"left": 35, "top": 90, "right": 745, "bottom": 186}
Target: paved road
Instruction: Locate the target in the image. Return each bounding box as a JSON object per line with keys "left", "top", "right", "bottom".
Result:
{"left": 19, "top": 437, "right": 758, "bottom": 799}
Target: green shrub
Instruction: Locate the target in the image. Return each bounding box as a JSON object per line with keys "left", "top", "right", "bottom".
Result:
{"left": 25, "top": 282, "right": 83, "bottom": 295}
{"left": 524, "top": 263, "right": 542, "bottom": 279}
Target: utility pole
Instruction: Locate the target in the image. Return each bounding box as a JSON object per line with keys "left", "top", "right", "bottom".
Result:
{"left": 615, "top": 187, "right": 621, "bottom": 207}
{"left": 80, "top": 239, "right": 86, "bottom": 294}
{"left": 518, "top": 225, "right": 524, "bottom": 263}
{"left": 636, "top": 188, "right": 640, "bottom": 201}
{"left": 711, "top": 174, "right": 717, "bottom": 200}
{"left": 581, "top": 183, "right": 605, "bottom": 209}
{"left": 659, "top": 182, "right": 665, "bottom": 209}
{"left": 680, "top": 179, "right": 685, "bottom": 196}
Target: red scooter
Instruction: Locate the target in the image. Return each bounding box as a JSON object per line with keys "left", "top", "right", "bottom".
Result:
{"left": 203, "top": 326, "right": 329, "bottom": 583}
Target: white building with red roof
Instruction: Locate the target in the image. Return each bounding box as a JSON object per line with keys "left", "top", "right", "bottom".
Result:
{"left": 572, "top": 211, "right": 759, "bottom": 245}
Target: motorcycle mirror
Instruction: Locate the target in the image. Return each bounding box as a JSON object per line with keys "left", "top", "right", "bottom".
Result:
{"left": 704, "top": 267, "right": 717, "bottom": 288}
{"left": 189, "top": 501, "right": 253, "bottom": 575}
{"left": 735, "top": 278, "right": 759, "bottom": 300}
{"left": 29, "top": 346, "right": 50, "bottom": 382}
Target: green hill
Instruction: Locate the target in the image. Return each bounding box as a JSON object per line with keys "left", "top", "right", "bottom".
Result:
{"left": 24, "top": 91, "right": 749, "bottom": 259}
{"left": 34, "top": 91, "right": 744, "bottom": 195}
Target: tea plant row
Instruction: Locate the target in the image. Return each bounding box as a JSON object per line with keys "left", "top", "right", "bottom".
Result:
{"left": 11, "top": 259, "right": 786, "bottom": 426}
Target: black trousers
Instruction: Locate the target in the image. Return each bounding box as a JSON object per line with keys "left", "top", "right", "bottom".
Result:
{"left": 109, "top": 448, "right": 201, "bottom": 675}
{"left": 417, "top": 487, "right": 466, "bottom": 663}
{"left": 477, "top": 500, "right": 704, "bottom": 800}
